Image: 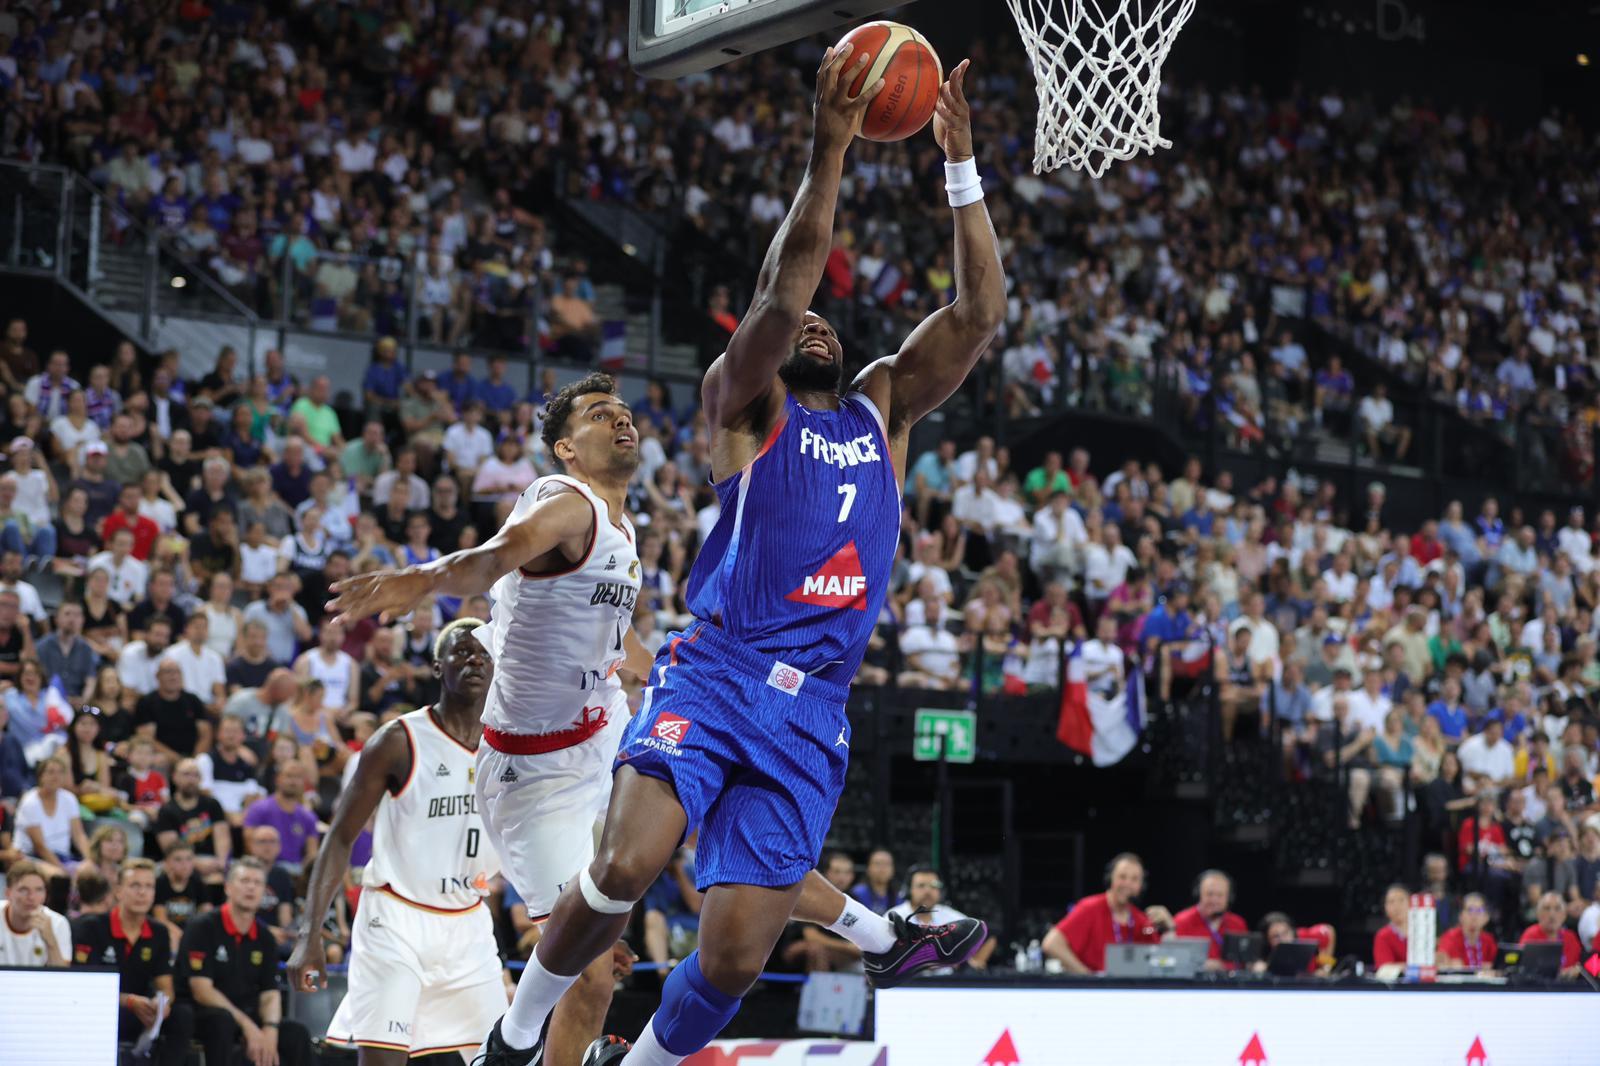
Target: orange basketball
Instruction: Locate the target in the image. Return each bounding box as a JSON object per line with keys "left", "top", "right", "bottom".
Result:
{"left": 837, "top": 21, "right": 942, "bottom": 143}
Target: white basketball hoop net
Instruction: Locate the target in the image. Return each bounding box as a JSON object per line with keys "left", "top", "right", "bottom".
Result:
{"left": 1005, "top": 0, "right": 1197, "bottom": 178}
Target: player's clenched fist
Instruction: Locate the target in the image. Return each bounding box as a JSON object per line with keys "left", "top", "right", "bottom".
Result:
{"left": 812, "top": 42, "right": 885, "bottom": 152}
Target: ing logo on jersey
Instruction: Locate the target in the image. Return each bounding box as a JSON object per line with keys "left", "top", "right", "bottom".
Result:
{"left": 786, "top": 541, "right": 869, "bottom": 611}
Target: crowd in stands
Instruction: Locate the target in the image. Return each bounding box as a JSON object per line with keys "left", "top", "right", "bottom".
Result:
{"left": 7, "top": 0, "right": 1600, "bottom": 484}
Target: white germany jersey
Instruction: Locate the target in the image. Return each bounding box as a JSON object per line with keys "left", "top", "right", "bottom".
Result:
{"left": 481, "top": 474, "right": 640, "bottom": 735}
{"left": 361, "top": 707, "right": 498, "bottom": 911}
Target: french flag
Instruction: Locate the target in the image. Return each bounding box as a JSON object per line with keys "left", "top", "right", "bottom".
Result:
{"left": 43, "top": 675, "right": 73, "bottom": 734}
{"left": 1055, "top": 644, "right": 1145, "bottom": 767}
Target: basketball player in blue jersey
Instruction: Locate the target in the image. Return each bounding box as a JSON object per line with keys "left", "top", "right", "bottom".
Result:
{"left": 463, "top": 46, "right": 1008, "bottom": 1066}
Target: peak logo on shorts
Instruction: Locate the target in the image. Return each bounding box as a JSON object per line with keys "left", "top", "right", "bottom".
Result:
{"left": 640, "top": 712, "right": 693, "bottom": 757}
{"left": 786, "top": 541, "right": 869, "bottom": 611}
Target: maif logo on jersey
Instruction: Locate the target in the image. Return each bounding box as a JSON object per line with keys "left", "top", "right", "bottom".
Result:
{"left": 786, "top": 541, "right": 869, "bottom": 611}
{"left": 642, "top": 712, "right": 693, "bottom": 756}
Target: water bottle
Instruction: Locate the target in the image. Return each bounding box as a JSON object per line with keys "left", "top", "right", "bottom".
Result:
{"left": 1014, "top": 944, "right": 1029, "bottom": 973}
{"left": 1026, "top": 939, "right": 1043, "bottom": 972}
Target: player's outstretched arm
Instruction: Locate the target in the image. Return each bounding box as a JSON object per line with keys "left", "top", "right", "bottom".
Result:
{"left": 858, "top": 61, "right": 1006, "bottom": 436}
{"left": 325, "top": 489, "right": 594, "bottom": 624}
{"left": 703, "top": 44, "right": 882, "bottom": 428}
{"left": 288, "top": 719, "right": 411, "bottom": 992}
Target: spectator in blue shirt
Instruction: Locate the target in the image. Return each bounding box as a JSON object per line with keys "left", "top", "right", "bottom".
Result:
{"left": 633, "top": 379, "right": 679, "bottom": 439}
{"left": 1140, "top": 585, "right": 1194, "bottom": 654}
{"left": 1427, "top": 678, "right": 1469, "bottom": 746}
{"left": 361, "top": 337, "right": 406, "bottom": 419}
{"left": 849, "top": 848, "right": 900, "bottom": 916}
{"left": 907, "top": 440, "right": 957, "bottom": 528}
{"left": 440, "top": 350, "right": 479, "bottom": 411}
{"left": 1474, "top": 497, "right": 1505, "bottom": 552}
{"left": 1437, "top": 500, "right": 1482, "bottom": 568}
{"left": 476, "top": 355, "right": 517, "bottom": 419}
{"left": 1180, "top": 505, "right": 1215, "bottom": 537}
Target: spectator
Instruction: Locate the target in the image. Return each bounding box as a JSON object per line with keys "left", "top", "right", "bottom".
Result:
{"left": 642, "top": 842, "right": 703, "bottom": 974}
{"left": 1043, "top": 853, "right": 1170, "bottom": 974}
{"left": 1357, "top": 382, "right": 1411, "bottom": 461}
{"left": 294, "top": 621, "right": 359, "bottom": 724}
{"left": 1170, "top": 869, "right": 1248, "bottom": 971}
{"left": 1459, "top": 712, "right": 1516, "bottom": 795}
{"left": 89, "top": 528, "right": 150, "bottom": 609}
{"left": 1519, "top": 891, "right": 1586, "bottom": 979}
{"left": 897, "top": 597, "right": 962, "bottom": 691}
{"left": 117, "top": 616, "right": 174, "bottom": 707}
{"left": 16, "top": 755, "right": 89, "bottom": 870}
{"left": 177, "top": 857, "right": 316, "bottom": 1066}
{"left": 0, "top": 859, "right": 70, "bottom": 966}
{"left": 161, "top": 613, "right": 228, "bottom": 716}
{"left": 243, "top": 826, "right": 298, "bottom": 945}
{"left": 1371, "top": 884, "right": 1411, "bottom": 968}
{"left": 154, "top": 759, "right": 232, "bottom": 880}
{"left": 850, "top": 848, "right": 899, "bottom": 916}
{"left": 242, "top": 760, "right": 319, "bottom": 874}
{"left": 152, "top": 844, "right": 212, "bottom": 940}
{"left": 783, "top": 850, "right": 864, "bottom": 973}
{"left": 70, "top": 858, "right": 195, "bottom": 1066}
{"left": 134, "top": 658, "right": 211, "bottom": 766}
{"left": 1436, "top": 892, "right": 1497, "bottom": 971}
{"left": 243, "top": 574, "right": 313, "bottom": 666}
{"left": 36, "top": 601, "right": 96, "bottom": 701}
{"left": 196, "top": 713, "right": 266, "bottom": 818}
{"left": 287, "top": 375, "right": 343, "bottom": 459}
{"left": 0, "top": 473, "right": 54, "bottom": 561}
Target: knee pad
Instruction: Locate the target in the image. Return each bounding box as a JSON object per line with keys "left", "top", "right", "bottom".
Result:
{"left": 654, "top": 951, "right": 742, "bottom": 1057}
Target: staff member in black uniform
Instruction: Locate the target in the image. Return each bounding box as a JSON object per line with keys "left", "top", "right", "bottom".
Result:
{"left": 71, "top": 858, "right": 195, "bottom": 1066}
{"left": 177, "top": 856, "right": 315, "bottom": 1066}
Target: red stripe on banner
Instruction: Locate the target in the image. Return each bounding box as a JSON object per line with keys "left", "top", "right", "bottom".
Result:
{"left": 1056, "top": 679, "right": 1093, "bottom": 757}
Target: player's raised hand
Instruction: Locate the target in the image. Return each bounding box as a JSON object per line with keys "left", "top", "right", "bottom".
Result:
{"left": 932, "top": 59, "right": 974, "bottom": 162}
{"left": 326, "top": 567, "right": 436, "bottom": 626}
{"left": 813, "top": 42, "right": 884, "bottom": 153}
{"left": 287, "top": 935, "right": 327, "bottom": 993}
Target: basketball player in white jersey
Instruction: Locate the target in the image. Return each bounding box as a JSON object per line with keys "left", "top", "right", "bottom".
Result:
{"left": 329, "top": 374, "right": 944, "bottom": 1066}
{"left": 289, "top": 619, "right": 504, "bottom": 1063}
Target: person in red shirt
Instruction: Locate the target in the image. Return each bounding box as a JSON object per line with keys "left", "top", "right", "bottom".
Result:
{"left": 1041, "top": 852, "right": 1170, "bottom": 973}
{"left": 1170, "top": 869, "right": 1249, "bottom": 971}
{"left": 1456, "top": 793, "right": 1510, "bottom": 872}
{"left": 101, "top": 483, "right": 161, "bottom": 561}
{"left": 1409, "top": 520, "right": 1443, "bottom": 566}
{"left": 1436, "top": 892, "right": 1497, "bottom": 971}
{"left": 1255, "top": 912, "right": 1335, "bottom": 974}
{"left": 1372, "top": 884, "right": 1411, "bottom": 967}
{"left": 1520, "top": 891, "right": 1585, "bottom": 978}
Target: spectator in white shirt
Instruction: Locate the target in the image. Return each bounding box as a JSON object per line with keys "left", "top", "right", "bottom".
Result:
{"left": 952, "top": 436, "right": 998, "bottom": 487}
{"left": 1458, "top": 713, "right": 1517, "bottom": 794}
{"left": 887, "top": 866, "right": 995, "bottom": 973}
{"left": 1357, "top": 382, "right": 1411, "bottom": 460}
{"left": 1083, "top": 524, "right": 1136, "bottom": 612}
{"left": 897, "top": 599, "right": 963, "bottom": 691}
{"left": 1346, "top": 670, "right": 1393, "bottom": 733}
{"left": 441, "top": 401, "right": 496, "bottom": 481}
{"left": 951, "top": 468, "right": 1006, "bottom": 539}
{"left": 1228, "top": 591, "right": 1280, "bottom": 670}
{"left": 1321, "top": 552, "right": 1358, "bottom": 603}
{"left": 1030, "top": 491, "right": 1088, "bottom": 579}
{"left": 1079, "top": 613, "right": 1125, "bottom": 696}
{"left": 160, "top": 613, "right": 228, "bottom": 716}
{"left": 116, "top": 617, "right": 174, "bottom": 704}
{"left": 88, "top": 528, "right": 150, "bottom": 609}
{"left": 0, "top": 860, "right": 70, "bottom": 967}
{"left": 1556, "top": 507, "right": 1590, "bottom": 570}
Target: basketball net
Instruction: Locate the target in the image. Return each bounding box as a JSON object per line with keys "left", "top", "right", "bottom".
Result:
{"left": 1005, "top": 0, "right": 1196, "bottom": 178}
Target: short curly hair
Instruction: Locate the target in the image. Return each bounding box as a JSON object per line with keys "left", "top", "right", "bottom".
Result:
{"left": 541, "top": 372, "right": 619, "bottom": 462}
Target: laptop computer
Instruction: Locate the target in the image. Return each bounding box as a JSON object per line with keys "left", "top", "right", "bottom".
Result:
{"left": 1499, "top": 941, "right": 1561, "bottom": 980}
{"left": 1264, "top": 939, "right": 1318, "bottom": 976}
{"left": 1103, "top": 938, "right": 1211, "bottom": 978}
{"left": 1223, "top": 931, "right": 1264, "bottom": 968}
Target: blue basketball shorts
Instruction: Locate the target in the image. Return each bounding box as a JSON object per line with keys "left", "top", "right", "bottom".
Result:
{"left": 614, "top": 621, "right": 850, "bottom": 891}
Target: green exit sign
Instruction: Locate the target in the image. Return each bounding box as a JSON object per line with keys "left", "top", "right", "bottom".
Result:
{"left": 913, "top": 708, "right": 977, "bottom": 764}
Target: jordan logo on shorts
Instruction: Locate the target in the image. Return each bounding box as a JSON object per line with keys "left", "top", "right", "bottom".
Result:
{"left": 642, "top": 712, "right": 693, "bottom": 757}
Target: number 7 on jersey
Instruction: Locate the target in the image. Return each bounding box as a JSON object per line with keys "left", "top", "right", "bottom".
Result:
{"left": 836, "top": 483, "right": 856, "bottom": 523}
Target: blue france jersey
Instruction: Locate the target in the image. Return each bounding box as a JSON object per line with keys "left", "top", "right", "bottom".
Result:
{"left": 685, "top": 391, "right": 900, "bottom": 685}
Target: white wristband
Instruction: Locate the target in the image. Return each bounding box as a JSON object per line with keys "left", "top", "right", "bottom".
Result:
{"left": 945, "top": 157, "right": 983, "bottom": 208}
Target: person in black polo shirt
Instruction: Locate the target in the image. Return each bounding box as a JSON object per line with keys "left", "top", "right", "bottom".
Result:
{"left": 71, "top": 858, "right": 195, "bottom": 1066}
{"left": 178, "top": 856, "right": 315, "bottom": 1066}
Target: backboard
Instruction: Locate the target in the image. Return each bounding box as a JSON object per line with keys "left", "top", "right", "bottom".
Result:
{"left": 629, "top": 0, "right": 914, "bottom": 78}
